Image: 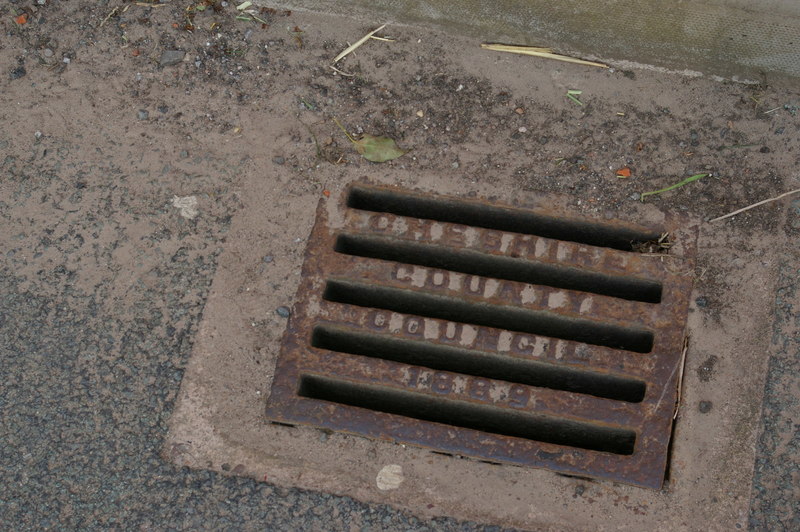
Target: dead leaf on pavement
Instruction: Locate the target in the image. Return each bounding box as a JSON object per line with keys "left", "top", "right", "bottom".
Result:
{"left": 353, "top": 134, "right": 407, "bottom": 162}
{"left": 333, "top": 117, "right": 407, "bottom": 163}
{"left": 616, "top": 166, "right": 632, "bottom": 178}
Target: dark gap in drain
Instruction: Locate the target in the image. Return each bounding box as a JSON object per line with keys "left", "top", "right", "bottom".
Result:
{"left": 322, "top": 280, "right": 654, "bottom": 353}
{"left": 270, "top": 421, "right": 296, "bottom": 428}
{"left": 335, "top": 234, "right": 663, "bottom": 303}
{"left": 312, "top": 325, "right": 647, "bottom": 402}
{"left": 298, "top": 374, "right": 637, "bottom": 455}
{"left": 347, "top": 185, "right": 660, "bottom": 251}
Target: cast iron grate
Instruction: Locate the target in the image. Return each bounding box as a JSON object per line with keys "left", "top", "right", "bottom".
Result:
{"left": 265, "top": 183, "right": 696, "bottom": 488}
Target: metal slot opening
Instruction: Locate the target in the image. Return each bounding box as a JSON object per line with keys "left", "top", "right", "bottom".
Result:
{"left": 312, "top": 325, "right": 647, "bottom": 402}
{"left": 323, "top": 280, "right": 654, "bottom": 353}
{"left": 347, "top": 185, "right": 660, "bottom": 251}
{"left": 335, "top": 234, "right": 662, "bottom": 303}
{"left": 298, "top": 374, "right": 637, "bottom": 455}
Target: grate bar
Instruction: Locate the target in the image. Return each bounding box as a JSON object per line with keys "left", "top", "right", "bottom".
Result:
{"left": 311, "top": 324, "right": 647, "bottom": 402}
{"left": 313, "top": 309, "right": 659, "bottom": 379}
{"left": 347, "top": 185, "right": 659, "bottom": 251}
{"left": 275, "top": 346, "right": 645, "bottom": 432}
{"left": 323, "top": 279, "right": 655, "bottom": 353}
{"left": 345, "top": 210, "right": 675, "bottom": 280}
{"left": 324, "top": 254, "right": 666, "bottom": 329}
{"left": 298, "top": 374, "right": 637, "bottom": 455}
{"left": 335, "top": 233, "right": 662, "bottom": 303}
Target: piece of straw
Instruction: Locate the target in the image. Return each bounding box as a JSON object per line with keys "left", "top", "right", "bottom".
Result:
{"left": 481, "top": 43, "right": 609, "bottom": 68}
{"left": 640, "top": 173, "right": 708, "bottom": 201}
{"left": 709, "top": 187, "right": 800, "bottom": 222}
{"left": 333, "top": 24, "right": 387, "bottom": 64}
{"left": 673, "top": 337, "right": 689, "bottom": 420}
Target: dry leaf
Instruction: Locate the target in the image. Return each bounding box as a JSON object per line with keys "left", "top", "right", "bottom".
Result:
{"left": 333, "top": 117, "right": 407, "bottom": 163}
{"left": 353, "top": 134, "right": 407, "bottom": 162}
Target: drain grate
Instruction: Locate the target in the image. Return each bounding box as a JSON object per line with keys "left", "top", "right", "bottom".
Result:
{"left": 265, "top": 183, "right": 696, "bottom": 488}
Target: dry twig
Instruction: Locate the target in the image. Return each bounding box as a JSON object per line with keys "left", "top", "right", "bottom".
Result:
{"left": 709, "top": 187, "right": 800, "bottom": 222}
{"left": 481, "top": 43, "right": 608, "bottom": 68}
{"left": 99, "top": 6, "right": 119, "bottom": 28}
{"left": 673, "top": 337, "right": 689, "bottom": 420}
{"left": 333, "top": 24, "right": 387, "bottom": 64}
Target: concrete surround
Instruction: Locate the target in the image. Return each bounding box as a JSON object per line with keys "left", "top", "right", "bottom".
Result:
{"left": 261, "top": 0, "right": 800, "bottom": 82}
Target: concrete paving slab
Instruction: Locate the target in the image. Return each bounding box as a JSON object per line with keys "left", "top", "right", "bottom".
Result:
{"left": 166, "top": 181, "right": 779, "bottom": 529}
{"left": 161, "top": 12, "right": 797, "bottom": 529}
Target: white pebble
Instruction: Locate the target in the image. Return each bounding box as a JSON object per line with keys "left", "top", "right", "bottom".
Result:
{"left": 376, "top": 464, "right": 404, "bottom": 490}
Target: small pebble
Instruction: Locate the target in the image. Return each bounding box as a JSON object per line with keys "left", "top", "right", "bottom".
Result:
{"left": 450, "top": 162, "right": 459, "bottom": 169}
{"left": 319, "top": 432, "right": 329, "bottom": 442}
{"left": 244, "top": 29, "right": 254, "bottom": 41}
{"left": 629, "top": 193, "right": 641, "bottom": 201}
{"left": 514, "top": 107, "right": 525, "bottom": 115}
{"left": 518, "top": 127, "right": 527, "bottom": 133}
{"left": 272, "top": 156, "right": 285, "bottom": 165}
{"left": 137, "top": 109, "right": 149, "bottom": 120}
{"left": 10, "top": 66, "right": 26, "bottom": 80}
{"left": 62, "top": 57, "right": 70, "bottom": 64}
{"left": 276, "top": 306, "right": 291, "bottom": 318}
{"left": 179, "top": 150, "right": 189, "bottom": 158}
{"left": 157, "top": 105, "right": 169, "bottom": 114}
{"left": 43, "top": 49, "right": 54, "bottom": 58}
{"left": 34, "top": 131, "right": 43, "bottom": 140}
{"left": 262, "top": 255, "right": 274, "bottom": 263}
{"left": 699, "top": 401, "right": 713, "bottom": 414}
{"left": 416, "top": 110, "right": 424, "bottom": 117}
{"left": 159, "top": 49, "right": 185, "bottom": 67}
{"left": 695, "top": 296, "right": 708, "bottom": 308}
{"left": 760, "top": 146, "right": 770, "bottom": 153}
{"left": 538, "top": 136, "right": 549, "bottom": 145}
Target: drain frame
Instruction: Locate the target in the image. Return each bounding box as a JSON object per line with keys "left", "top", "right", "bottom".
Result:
{"left": 265, "top": 182, "right": 696, "bottom": 489}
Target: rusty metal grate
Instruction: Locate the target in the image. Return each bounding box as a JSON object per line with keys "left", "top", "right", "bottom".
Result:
{"left": 265, "top": 183, "right": 696, "bottom": 489}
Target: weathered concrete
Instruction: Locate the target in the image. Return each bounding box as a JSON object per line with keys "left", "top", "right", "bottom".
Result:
{"left": 263, "top": 0, "right": 800, "bottom": 82}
